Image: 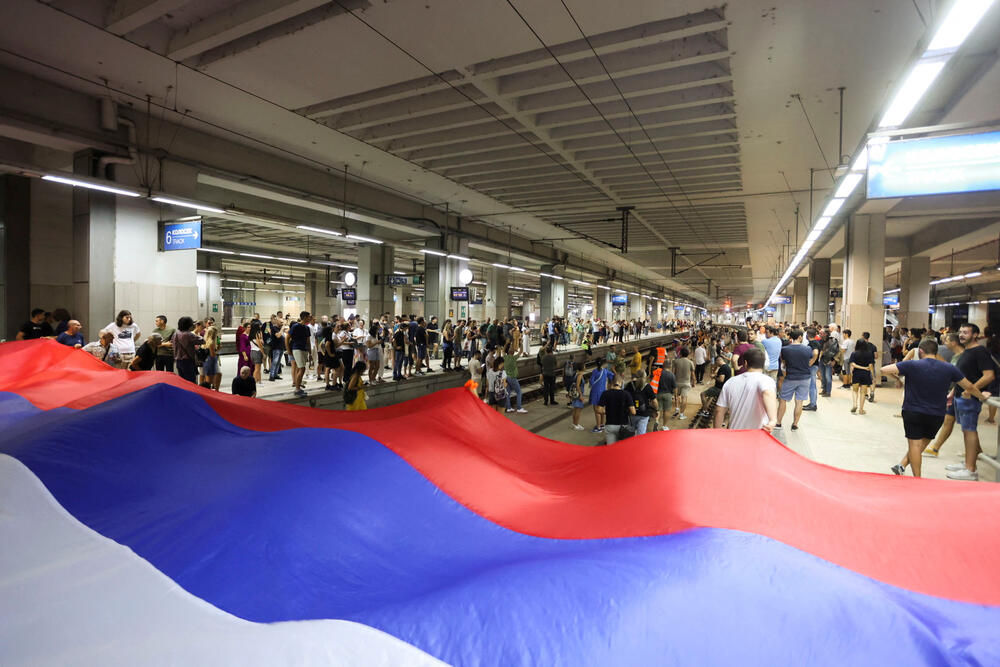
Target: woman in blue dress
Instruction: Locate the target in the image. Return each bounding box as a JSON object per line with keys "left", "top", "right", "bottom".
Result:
{"left": 589, "top": 358, "right": 610, "bottom": 433}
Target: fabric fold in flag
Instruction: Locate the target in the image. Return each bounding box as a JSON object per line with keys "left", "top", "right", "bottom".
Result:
{"left": 1, "top": 340, "right": 999, "bottom": 666}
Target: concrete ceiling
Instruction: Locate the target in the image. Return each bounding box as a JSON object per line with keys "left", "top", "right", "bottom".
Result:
{"left": 5, "top": 0, "right": 992, "bottom": 304}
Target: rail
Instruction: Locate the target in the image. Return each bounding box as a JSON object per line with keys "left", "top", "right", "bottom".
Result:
{"left": 980, "top": 398, "right": 1000, "bottom": 481}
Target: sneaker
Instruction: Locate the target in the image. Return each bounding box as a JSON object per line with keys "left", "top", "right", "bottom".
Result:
{"left": 573, "top": 424, "right": 585, "bottom": 430}
{"left": 890, "top": 464, "right": 905, "bottom": 476}
{"left": 678, "top": 414, "right": 687, "bottom": 420}
{"left": 921, "top": 449, "right": 939, "bottom": 458}
{"left": 791, "top": 424, "right": 798, "bottom": 431}
{"left": 295, "top": 389, "right": 307, "bottom": 397}
{"left": 802, "top": 405, "right": 818, "bottom": 411}
{"left": 591, "top": 427, "right": 602, "bottom": 433}
{"left": 505, "top": 408, "right": 515, "bottom": 413}
{"left": 517, "top": 408, "right": 528, "bottom": 414}
{"left": 774, "top": 423, "right": 782, "bottom": 429}
{"left": 597, "top": 426, "right": 605, "bottom": 432}
{"left": 946, "top": 468, "right": 978, "bottom": 481}
{"left": 945, "top": 463, "right": 966, "bottom": 471}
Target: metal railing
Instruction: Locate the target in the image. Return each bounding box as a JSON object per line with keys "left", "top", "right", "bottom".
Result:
{"left": 980, "top": 398, "right": 1000, "bottom": 482}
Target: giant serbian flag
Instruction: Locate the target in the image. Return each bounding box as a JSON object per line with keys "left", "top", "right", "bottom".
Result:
{"left": 1, "top": 339, "right": 999, "bottom": 665}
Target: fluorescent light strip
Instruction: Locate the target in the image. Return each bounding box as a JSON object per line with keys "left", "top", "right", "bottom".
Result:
{"left": 538, "top": 272, "right": 563, "bottom": 280}
{"left": 491, "top": 263, "right": 510, "bottom": 269}
{"left": 296, "top": 225, "right": 343, "bottom": 237}
{"left": 196, "top": 269, "right": 220, "bottom": 274}
{"left": 822, "top": 198, "right": 846, "bottom": 217}
{"left": 597, "top": 285, "right": 611, "bottom": 290}
{"left": 884, "top": 288, "right": 901, "bottom": 294}
{"left": 878, "top": 59, "right": 947, "bottom": 128}
{"left": 346, "top": 234, "right": 382, "bottom": 244}
{"left": 835, "top": 172, "right": 864, "bottom": 199}
{"left": 572, "top": 279, "right": 592, "bottom": 286}
{"left": 239, "top": 252, "right": 274, "bottom": 259}
{"left": 806, "top": 229, "right": 822, "bottom": 242}
{"left": 151, "top": 196, "right": 225, "bottom": 214}
{"left": 199, "top": 247, "right": 235, "bottom": 255}
{"left": 277, "top": 257, "right": 308, "bottom": 263}
{"left": 448, "top": 254, "right": 470, "bottom": 261}
{"left": 927, "top": 0, "right": 996, "bottom": 51}
{"left": 420, "top": 248, "right": 447, "bottom": 257}
{"left": 965, "top": 271, "right": 982, "bottom": 278}
{"left": 509, "top": 266, "right": 525, "bottom": 272}
{"left": 42, "top": 174, "right": 142, "bottom": 197}
{"left": 815, "top": 216, "right": 832, "bottom": 230}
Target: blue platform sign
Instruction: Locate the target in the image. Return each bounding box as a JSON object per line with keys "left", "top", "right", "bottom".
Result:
{"left": 765, "top": 306, "right": 776, "bottom": 313}
{"left": 162, "top": 221, "right": 201, "bottom": 251}
{"left": 883, "top": 294, "right": 900, "bottom": 307}
{"left": 868, "top": 131, "right": 1000, "bottom": 199}
{"left": 773, "top": 295, "right": 792, "bottom": 304}
{"left": 674, "top": 305, "right": 686, "bottom": 311}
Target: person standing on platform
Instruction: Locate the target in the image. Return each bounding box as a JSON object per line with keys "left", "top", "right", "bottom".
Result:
{"left": 567, "top": 356, "right": 586, "bottom": 431}
{"left": 287, "top": 312, "right": 313, "bottom": 397}
{"left": 713, "top": 348, "right": 776, "bottom": 432}
{"left": 654, "top": 362, "right": 677, "bottom": 431}
{"left": 172, "top": 317, "right": 203, "bottom": 384}
{"left": 589, "top": 358, "right": 611, "bottom": 433}
{"left": 151, "top": 315, "right": 175, "bottom": 372}
{"left": 693, "top": 340, "right": 708, "bottom": 384}
{"left": 625, "top": 371, "right": 657, "bottom": 435}
{"left": 597, "top": 379, "right": 636, "bottom": 445}
{"left": 776, "top": 328, "right": 816, "bottom": 431}
{"left": 923, "top": 334, "right": 965, "bottom": 458}
{"left": 672, "top": 347, "right": 695, "bottom": 420}
{"left": 848, "top": 334, "right": 876, "bottom": 415}
{"left": 104, "top": 310, "right": 141, "bottom": 369}
{"left": 16, "top": 308, "right": 47, "bottom": 340}
{"left": 503, "top": 343, "right": 528, "bottom": 413}
{"left": 539, "top": 345, "right": 558, "bottom": 407}
{"left": 885, "top": 338, "right": 989, "bottom": 478}
{"left": 761, "top": 326, "right": 782, "bottom": 382}
{"left": 943, "top": 324, "right": 995, "bottom": 480}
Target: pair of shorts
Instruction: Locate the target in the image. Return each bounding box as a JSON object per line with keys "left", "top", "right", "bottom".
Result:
{"left": 417, "top": 344, "right": 427, "bottom": 360}
{"left": 676, "top": 383, "right": 691, "bottom": 397}
{"left": 852, "top": 369, "right": 872, "bottom": 386}
{"left": 953, "top": 397, "right": 982, "bottom": 432}
{"left": 250, "top": 350, "right": 263, "bottom": 365}
{"left": 571, "top": 398, "right": 585, "bottom": 409}
{"left": 202, "top": 355, "right": 219, "bottom": 376}
{"left": 292, "top": 349, "right": 309, "bottom": 368}
{"left": 901, "top": 410, "right": 945, "bottom": 441}
{"left": 779, "top": 377, "right": 810, "bottom": 401}
{"left": 702, "top": 386, "right": 721, "bottom": 399}
{"left": 656, "top": 394, "right": 673, "bottom": 413}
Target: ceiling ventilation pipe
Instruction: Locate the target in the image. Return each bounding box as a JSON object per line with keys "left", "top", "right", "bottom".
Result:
{"left": 97, "top": 97, "right": 138, "bottom": 178}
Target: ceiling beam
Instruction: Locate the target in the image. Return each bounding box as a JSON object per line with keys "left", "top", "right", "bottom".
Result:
{"left": 105, "top": 0, "right": 190, "bottom": 35}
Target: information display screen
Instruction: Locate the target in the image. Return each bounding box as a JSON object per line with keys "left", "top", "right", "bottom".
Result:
{"left": 883, "top": 294, "right": 899, "bottom": 307}
{"left": 773, "top": 295, "right": 792, "bottom": 304}
{"left": 387, "top": 275, "right": 408, "bottom": 286}
{"left": 611, "top": 294, "right": 627, "bottom": 305}
{"left": 341, "top": 288, "right": 356, "bottom": 301}
{"left": 450, "top": 286, "right": 469, "bottom": 301}
{"left": 868, "top": 130, "right": 1000, "bottom": 199}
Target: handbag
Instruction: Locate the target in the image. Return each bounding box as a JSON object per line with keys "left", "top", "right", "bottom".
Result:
{"left": 617, "top": 424, "right": 636, "bottom": 440}
{"left": 344, "top": 387, "right": 358, "bottom": 405}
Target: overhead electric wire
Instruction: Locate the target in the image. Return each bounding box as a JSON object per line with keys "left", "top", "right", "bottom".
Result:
{"left": 503, "top": 0, "right": 722, "bottom": 255}
{"left": 792, "top": 94, "right": 834, "bottom": 180}
{"left": 553, "top": 0, "right": 729, "bottom": 251}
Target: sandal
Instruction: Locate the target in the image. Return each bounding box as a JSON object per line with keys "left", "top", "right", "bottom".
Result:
{"left": 850, "top": 407, "right": 857, "bottom": 414}
{"left": 858, "top": 410, "right": 867, "bottom": 415}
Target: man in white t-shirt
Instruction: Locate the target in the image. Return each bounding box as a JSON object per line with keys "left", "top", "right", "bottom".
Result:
{"left": 714, "top": 346, "right": 777, "bottom": 432}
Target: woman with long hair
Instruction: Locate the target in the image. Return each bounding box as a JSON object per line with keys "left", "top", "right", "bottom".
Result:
{"left": 235, "top": 321, "right": 252, "bottom": 386}
{"left": 344, "top": 360, "right": 368, "bottom": 411}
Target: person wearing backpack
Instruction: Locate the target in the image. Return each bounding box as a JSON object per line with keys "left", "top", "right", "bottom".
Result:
{"left": 625, "top": 371, "right": 658, "bottom": 435}
{"left": 486, "top": 356, "right": 510, "bottom": 412}
{"left": 562, "top": 357, "right": 577, "bottom": 406}
{"left": 819, "top": 329, "right": 840, "bottom": 397}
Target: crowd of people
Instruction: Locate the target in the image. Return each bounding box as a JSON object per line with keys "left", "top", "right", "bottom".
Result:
{"left": 17, "top": 304, "right": 997, "bottom": 481}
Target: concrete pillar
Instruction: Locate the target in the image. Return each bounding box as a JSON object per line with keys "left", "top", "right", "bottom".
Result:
{"left": 931, "top": 306, "right": 947, "bottom": 330}
{"left": 595, "top": 287, "right": 610, "bottom": 321}
{"left": 357, "top": 245, "right": 395, "bottom": 321}
{"left": 308, "top": 270, "right": 336, "bottom": 319}
{"left": 899, "top": 256, "right": 930, "bottom": 330}
{"left": 967, "top": 303, "right": 988, "bottom": 331}
{"left": 1, "top": 175, "right": 30, "bottom": 340}
{"left": 485, "top": 267, "right": 509, "bottom": 321}
{"left": 540, "top": 267, "right": 565, "bottom": 323}
{"left": 72, "top": 152, "right": 115, "bottom": 340}
{"left": 842, "top": 214, "right": 886, "bottom": 340}
{"left": 423, "top": 252, "right": 446, "bottom": 323}
{"left": 792, "top": 276, "right": 808, "bottom": 324}
{"left": 653, "top": 298, "right": 662, "bottom": 324}
{"left": 807, "top": 258, "right": 831, "bottom": 326}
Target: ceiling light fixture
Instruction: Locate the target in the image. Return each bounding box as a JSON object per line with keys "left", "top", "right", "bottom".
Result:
{"left": 822, "top": 198, "right": 846, "bottom": 217}
{"left": 346, "top": 234, "right": 382, "bottom": 244}
{"left": 420, "top": 248, "right": 447, "bottom": 257}
{"left": 878, "top": 59, "right": 947, "bottom": 128}
{"left": 297, "top": 225, "right": 343, "bottom": 237}
{"left": 927, "top": 0, "right": 997, "bottom": 51}
{"left": 199, "top": 247, "right": 235, "bottom": 255}
{"left": 448, "top": 254, "right": 470, "bottom": 261}
{"left": 835, "top": 172, "right": 864, "bottom": 199}
{"left": 42, "top": 174, "right": 142, "bottom": 197}
{"left": 240, "top": 252, "right": 275, "bottom": 259}
{"left": 151, "top": 195, "right": 225, "bottom": 214}
{"left": 277, "top": 257, "right": 308, "bottom": 263}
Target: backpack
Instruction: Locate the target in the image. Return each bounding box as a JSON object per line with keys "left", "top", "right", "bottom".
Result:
{"left": 629, "top": 381, "right": 648, "bottom": 415}
{"left": 563, "top": 359, "right": 575, "bottom": 382}
{"left": 821, "top": 338, "right": 839, "bottom": 363}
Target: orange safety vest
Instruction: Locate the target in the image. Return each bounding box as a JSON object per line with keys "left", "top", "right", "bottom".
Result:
{"left": 655, "top": 347, "right": 667, "bottom": 366}
{"left": 650, "top": 367, "right": 662, "bottom": 393}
